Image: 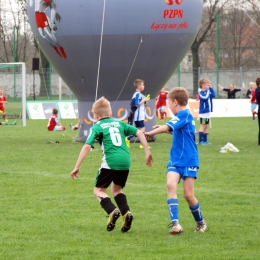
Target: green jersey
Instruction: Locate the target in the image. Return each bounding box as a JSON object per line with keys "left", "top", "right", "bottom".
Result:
{"left": 85, "top": 118, "right": 138, "bottom": 170}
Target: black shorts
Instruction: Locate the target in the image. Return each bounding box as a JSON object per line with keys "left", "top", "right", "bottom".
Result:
{"left": 200, "top": 118, "right": 210, "bottom": 125}
{"left": 95, "top": 168, "right": 129, "bottom": 188}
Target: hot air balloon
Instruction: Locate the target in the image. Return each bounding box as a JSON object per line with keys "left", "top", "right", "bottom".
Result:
{"left": 26, "top": 0, "right": 203, "bottom": 141}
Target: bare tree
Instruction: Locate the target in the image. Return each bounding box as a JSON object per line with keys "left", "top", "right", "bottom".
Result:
{"left": 203, "top": 7, "right": 260, "bottom": 70}
{"left": 0, "top": 0, "right": 37, "bottom": 65}
{"left": 191, "top": 0, "right": 238, "bottom": 97}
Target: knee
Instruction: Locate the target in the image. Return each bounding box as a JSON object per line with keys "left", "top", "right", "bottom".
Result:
{"left": 183, "top": 191, "right": 194, "bottom": 203}
{"left": 111, "top": 185, "right": 122, "bottom": 196}
{"left": 166, "top": 181, "right": 176, "bottom": 193}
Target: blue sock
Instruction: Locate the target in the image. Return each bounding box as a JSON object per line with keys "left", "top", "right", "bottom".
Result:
{"left": 189, "top": 202, "right": 204, "bottom": 223}
{"left": 199, "top": 132, "right": 203, "bottom": 143}
{"left": 167, "top": 198, "right": 179, "bottom": 223}
{"left": 203, "top": 133, "right": 208, "bottom": 142}
{"left": 127, "top": 135, "right": 133, "bottom": 140}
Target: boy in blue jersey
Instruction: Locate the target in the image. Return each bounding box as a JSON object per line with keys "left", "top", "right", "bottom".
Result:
{"left": 145, "top": 87, "right": 208, "bottom": 235}
{"left": 126, "top": 79, "right": 149, "bottom": 148}
{"left": 198, "top": 78, "right": 216, "bottom": 145}
{"left": 70, "top": 97, "right": 153, "bottom": 233}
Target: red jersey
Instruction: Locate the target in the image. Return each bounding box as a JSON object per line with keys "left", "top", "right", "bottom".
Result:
{"left": 156, "top": 91, "right": 168, "bottom": 109}
{"left": 47, "top": 115, "right": 58, "bottom": 131}
{"left": 0, "top": 95, "right": 7, "bottom": 111}
{"left": 251, "top": 89, "right": 257, "bottom": 104}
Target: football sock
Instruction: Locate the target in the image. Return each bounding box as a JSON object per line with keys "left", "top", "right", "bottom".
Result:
{"left": 167, "top": 198, "right": 179, "bottom": 223}
{"left": 199, "top": 132, "right": 203, "bottom": 143}
{"left": 127, "top": 135, "right": 133, "bottom": 141}
{"left": 189, "top": 202, "right": 204, "bottom": 223}
{"left": 203, "top": 133, "right": 208, "bottom": 142}
{"left": 114, "top": 193, "right": 130, "bottom": 216}
{"left": 100, "top": 197, "right": 117, "bottom": 214}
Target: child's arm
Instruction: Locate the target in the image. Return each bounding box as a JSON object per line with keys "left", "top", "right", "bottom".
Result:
{"left": 145, "top": 125, "right": 170, "bottom": 140}
{"left": 70, "top": 144, "right": 92, "bottom": 180}
{"left": 136, "top": 130, "right": 153, "bottom": 167}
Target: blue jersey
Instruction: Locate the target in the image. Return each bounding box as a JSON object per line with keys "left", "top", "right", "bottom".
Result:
{"left": 198, "top": 87, "right": 216, "bottom": 118}
{"left": 166, "top": 109, "right": 199, "bottom": 167}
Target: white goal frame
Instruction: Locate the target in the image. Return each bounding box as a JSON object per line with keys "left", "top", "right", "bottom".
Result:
{"left": 0, "top": 62, "right": 26, "bottom": 126}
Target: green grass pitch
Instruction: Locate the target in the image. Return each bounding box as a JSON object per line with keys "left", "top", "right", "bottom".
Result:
{"left": 0, "top": 117, "right": 259, "bottom": 260}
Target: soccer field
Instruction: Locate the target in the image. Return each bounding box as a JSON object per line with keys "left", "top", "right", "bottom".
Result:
{"left": 0, "top": 117, "right": 259, "bottom": 260}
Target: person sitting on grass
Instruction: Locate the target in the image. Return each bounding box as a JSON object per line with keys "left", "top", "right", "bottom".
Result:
{"left": 70, "top": 96, "right": 153, "bottom": 233}
{"left": 0, "top": 121, "right": 16, "bottom": 126}
{"left": 47, "top": 108, "right": 66, "bottom": 131}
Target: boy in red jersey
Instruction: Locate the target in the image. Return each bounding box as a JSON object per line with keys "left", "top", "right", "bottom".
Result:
{"left": 47, "top": 108, "right": 66, "bottom": 131}
{"left": 156, "top": 87, "right": 168, "bottom": 120}
{"left": 0, "top": 89, "right": 8, "bottom": 121}
{"left": 249, "top": 82, "right": 258, "bottom": 121}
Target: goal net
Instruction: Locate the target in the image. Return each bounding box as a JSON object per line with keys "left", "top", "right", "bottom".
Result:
{"left": 0, "top": 63, "right": 26, "bottom": 126}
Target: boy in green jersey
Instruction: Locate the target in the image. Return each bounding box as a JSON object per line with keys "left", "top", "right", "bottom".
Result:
{"left": 70, "top": 97, "right": 153, "bottom": 232}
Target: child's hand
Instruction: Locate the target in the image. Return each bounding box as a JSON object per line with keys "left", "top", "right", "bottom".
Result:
{"left": 144, "top": 132, "right": 153, "bottom": 141}
{"left": 70, "top": 168, "right": 79, "bottom": 180}
{"left": 146, "top": 153, "right": 153, "bottom": 167}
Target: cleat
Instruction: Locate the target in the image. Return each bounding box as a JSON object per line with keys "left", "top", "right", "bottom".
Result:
{"left": 125, "top": 137, "right": 130, "bottom": 148}
{"left": 121, "top": 211, "right": 134, "bottom": 233}
{"left": 168, "top": 222, "right": 183, "bottom": 235}
{"left": 107, "top": 209, "right": 121, "bottom": 232}
{"left": 5, "top": 119, "right": 8, "bottom": 122}
{"left": 13, "top": 121, "right": 17, "bottom": 125}
{"left": 204, "top": 141, "right": 211, "bottom": 145}
{"left": 197, "top": 141, "right": 205, "bottom": 145}
{"left": 70, "top": 123, "right": 74, "bottom": 130}
{"left": 195, "top": 220, "right": 208, "bottom": 233}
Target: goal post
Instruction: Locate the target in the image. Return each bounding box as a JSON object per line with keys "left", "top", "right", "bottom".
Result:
{"left": 0, "top": 62, "right": 26, "bottom": 126}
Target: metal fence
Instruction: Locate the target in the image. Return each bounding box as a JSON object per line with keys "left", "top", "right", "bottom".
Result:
{"left": 165, "top": 67, "right": 260, "bottom": 98}
{"left": 0, "top": 67, "right": 259, "bottom": 100}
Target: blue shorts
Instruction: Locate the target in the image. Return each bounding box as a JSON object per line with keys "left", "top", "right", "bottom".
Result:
{"left": 167, "top": 165, "right": 198, "bottom": 180}
{"left": 251, "top": 104, "right": 258, "bottom": 110}
{"left": 135, "top": 120, "right": 145, "bottom": 128}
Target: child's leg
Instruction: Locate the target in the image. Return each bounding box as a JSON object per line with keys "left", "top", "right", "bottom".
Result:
{"left": 183, "top": 177, "right": 204, "bottom": 222}
{"left": 94, "top": 187, "right": 120, "bottom": 231}
{"left": 112, "top": 182, "right": 133, "bottom": 233}
{"left": 94, "top": 187, "right": 117, "bottom": 214}
{"left": 203, "top": 124, "right": 208, "bottom": 143}
{"left": 198, "top": 124, "right": 206, "bottom": 143}
{"left": 166, "top": 171, "right": 180, "bottom": 223}
{"left": 112, "top": 184, "right": 129, "bottom": 216}
{"left": 167, "top": 171, "right": 183, "bottom": 234}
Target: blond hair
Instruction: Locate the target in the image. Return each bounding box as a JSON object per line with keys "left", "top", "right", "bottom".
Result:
{"left": 198, "top": 78, "right": 210, "bottom": 88}
{"left": 168, "top": 87, "right": 189, "bottom": 106}
{"left": 92, "top": 96, "right": 111, "bottom": 117}
{"left": 133, "top": 79, "right": 144, "bottom": 89}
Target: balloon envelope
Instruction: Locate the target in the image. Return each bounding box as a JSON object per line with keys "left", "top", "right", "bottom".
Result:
{"left": 27, "top": 0, "right": 203, "bottom": 140}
